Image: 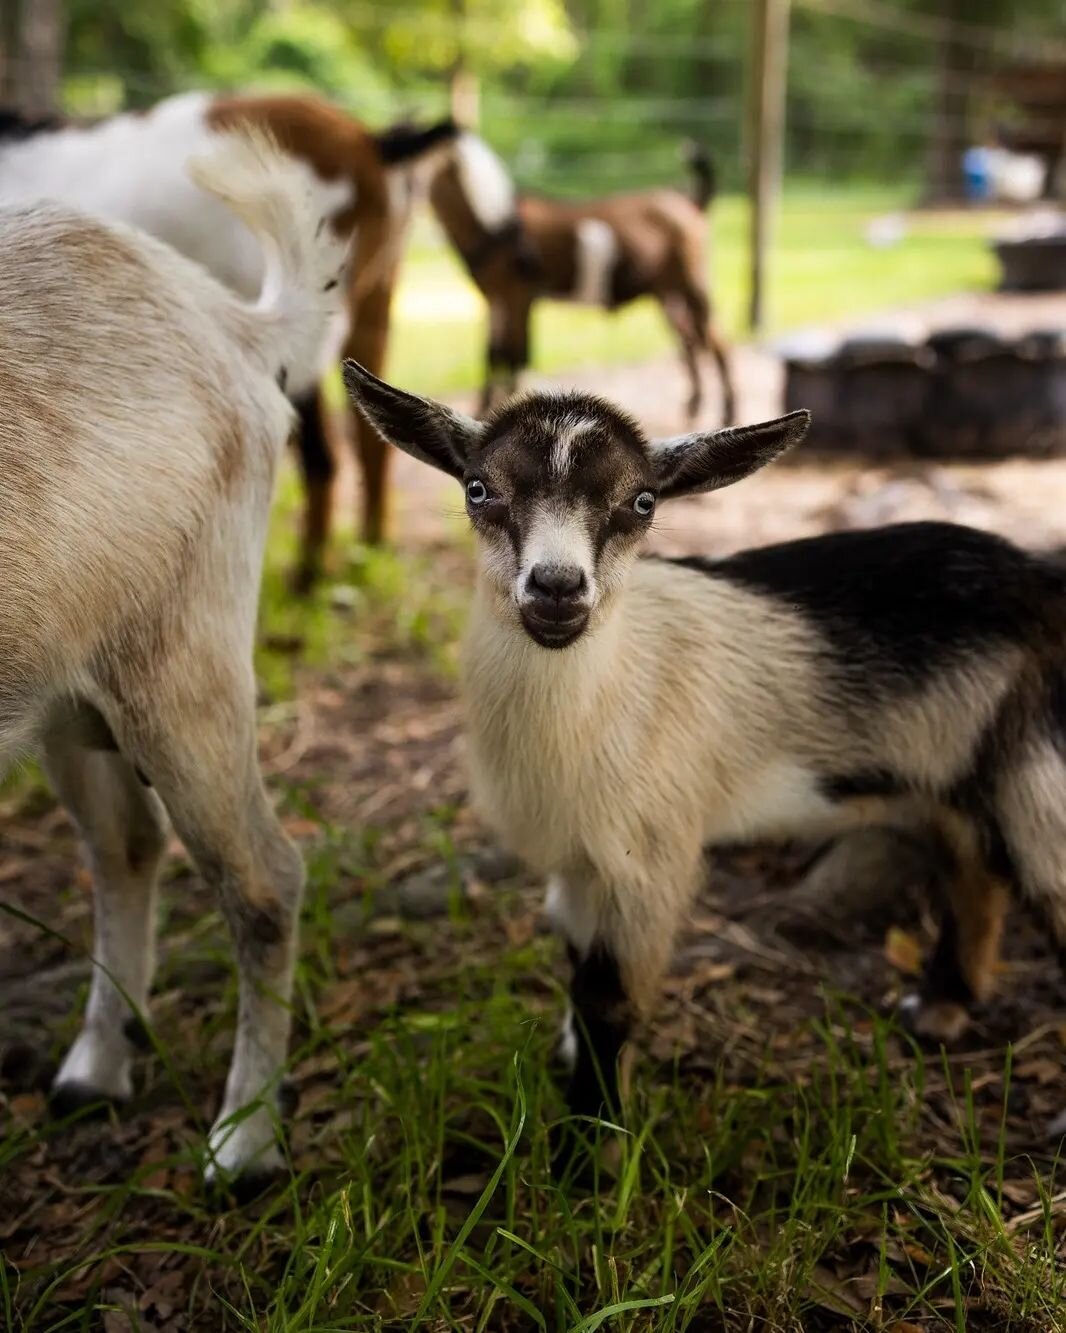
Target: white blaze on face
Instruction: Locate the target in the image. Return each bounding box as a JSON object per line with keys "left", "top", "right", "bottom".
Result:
{"left": 515, "top": 498, "right": 598, "bottom": 608}
{"left": 454, "top": 132, "right": 516, "bottom": 231}
{"left": 572, "top": 218, "right": 618, "bottom": 306}
{"left": 549, "top": 416, "right": 598, "bottom": 480}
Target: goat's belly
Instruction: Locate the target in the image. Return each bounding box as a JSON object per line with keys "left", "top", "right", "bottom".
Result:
{"left": 703, "top": 759, "right": 843, "bottom": 845}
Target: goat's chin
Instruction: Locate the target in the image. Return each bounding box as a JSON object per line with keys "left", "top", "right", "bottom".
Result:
{"left": 519, "top": 609, "right": 590, "bottom": 650}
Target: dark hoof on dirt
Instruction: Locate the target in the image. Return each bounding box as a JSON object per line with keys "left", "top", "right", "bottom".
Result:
{"left": 49, "top": 1081, "right": 121, "bottom": 1120}
{"left": 209, "top": 1166, "right": 285, "bottom": 1208}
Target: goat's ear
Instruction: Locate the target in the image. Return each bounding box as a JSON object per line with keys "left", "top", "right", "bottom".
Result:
{"left": 651, "top": 409, "right": 810, "bottom": 499}
{"left": 342, "top": 360, "right": 483, "bottom": 479}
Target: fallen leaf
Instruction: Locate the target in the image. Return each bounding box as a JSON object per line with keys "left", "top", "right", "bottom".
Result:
{"left": 884, "top": 926, "right": 923, "bottom": 975}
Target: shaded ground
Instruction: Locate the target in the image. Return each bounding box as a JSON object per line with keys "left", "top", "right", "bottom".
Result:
{"left": 3, "top": 290, "right": 1066, "bottom": 1330}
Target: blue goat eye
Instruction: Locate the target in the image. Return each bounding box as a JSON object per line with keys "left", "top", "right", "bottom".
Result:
{"left": 634, "top": 492, "right": 656, "bottom": 517}
{"left": 467, "top": 479, "right": 488, "bottom": 504}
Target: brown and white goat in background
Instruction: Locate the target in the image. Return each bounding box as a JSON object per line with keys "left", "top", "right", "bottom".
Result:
{"left": 345, "top": 361, "right": 1066, "bottom": 1160}
{"left": 0, "top": 134, "right": 343, "bottom": 1190}
{"left": 0, "top": 93, "right": 458, "bottom": 583}
{"left": 428, "top": 132, "right": 735, "bottom": 424}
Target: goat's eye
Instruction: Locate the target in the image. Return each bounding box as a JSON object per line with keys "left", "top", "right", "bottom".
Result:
{"left": 466, "top": 479, "right": 489, "bottom": 505}
{"left": 633, "top": 491, "right": 656, "bottom": 517}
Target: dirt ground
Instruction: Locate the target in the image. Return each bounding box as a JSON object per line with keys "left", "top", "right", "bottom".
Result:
{"left": 3, "top": 288, "right": 1066, "bottom": 1327}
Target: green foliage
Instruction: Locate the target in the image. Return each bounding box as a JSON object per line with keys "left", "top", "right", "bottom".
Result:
{"left": 60, "top": 0, "right": 1066, "bottom": 189}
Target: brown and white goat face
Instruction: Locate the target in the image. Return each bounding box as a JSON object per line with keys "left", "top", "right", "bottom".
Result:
{"left": 343, "top": 361, "right": 810, "bottom": 647}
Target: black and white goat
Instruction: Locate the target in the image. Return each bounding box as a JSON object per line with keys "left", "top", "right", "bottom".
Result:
{"left": 428, "top": 133, "right": 735, "bottom": 424}
{"left": 344, "top": 362, "right": 1066, "bottom": 1142}
{"left": 1, "top": 134, "right": 343, "bottom": 1188}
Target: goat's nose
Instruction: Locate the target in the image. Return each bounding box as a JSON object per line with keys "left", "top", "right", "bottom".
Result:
{"left": 528, "top": 564, "right": 586, "bottom": 600}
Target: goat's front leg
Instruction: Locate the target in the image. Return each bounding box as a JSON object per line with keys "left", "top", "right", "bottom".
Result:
{"left": 43, "top": 725, "right": 167, "bottom": 1113}
{"left": 545, "top": 867, "right": 683, "bottom": 1176}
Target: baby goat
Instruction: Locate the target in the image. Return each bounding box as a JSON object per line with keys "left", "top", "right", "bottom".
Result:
{"left": 429, "top": 133, "right": 735, "bottom": 424}
{"left": 344, "top": 362, "right": 1066, "bottom": 1143}
{"left": 0, "top": 135, "right": 343, "bottom": 1188}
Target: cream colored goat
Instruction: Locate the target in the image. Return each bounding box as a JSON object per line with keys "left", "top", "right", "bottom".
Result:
{"left": 344, "top": 362, "right": 1066, "bottom": 1160}
{"left": 0, "top": 133, "right": 343, "bottom": 1189}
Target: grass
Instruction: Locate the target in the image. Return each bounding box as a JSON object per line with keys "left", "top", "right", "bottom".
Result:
{"left": 382, "top": 184, "right": 1001, "bottom": 396}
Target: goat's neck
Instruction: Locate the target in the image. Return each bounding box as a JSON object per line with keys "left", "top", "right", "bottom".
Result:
{"left": 464, "top": 570, "right": 625, "bottom": 714}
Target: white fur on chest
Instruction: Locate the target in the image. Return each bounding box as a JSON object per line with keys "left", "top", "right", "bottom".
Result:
{"left": 570, "top": 218, "right": 618, "bottom": 306}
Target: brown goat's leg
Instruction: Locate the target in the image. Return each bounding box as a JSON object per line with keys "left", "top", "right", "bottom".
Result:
{"left": 290, "top": 387, "right": 336, "bottom": 594}
{"left": 704, "top": 317, "right": 736, "bottom": 425}
{"left": 344, "top": 274, "right": 397, "bottom": 545}
{"left": 682, "top": 286, "right": 735, "bottom": 425}
{"left": 661, "top": 294, "right": 702, "bottom": 424}
{"left": 902, "top": 829, "right": 1009, "bottom": 1044}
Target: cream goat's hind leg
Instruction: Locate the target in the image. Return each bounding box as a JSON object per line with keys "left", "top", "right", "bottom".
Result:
{"left": 124, "top": 650, "right": 305, "bottom": 1190}
{"left": 45, "top": 720, "right": 167, "bottom": 1113}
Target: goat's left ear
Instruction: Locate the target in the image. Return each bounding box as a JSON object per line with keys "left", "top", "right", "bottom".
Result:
{"left": 342, "top": 359, "right": 483, "bottom": 479}
{"left": 652, "top": 409, "right": 810, "bottom": 499}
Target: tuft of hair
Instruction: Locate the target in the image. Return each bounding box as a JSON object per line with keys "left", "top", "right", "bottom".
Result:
{"left": 682, "top": 140, "right": 716, "bottom": 210}
{"left": 453, "top": 131, "right": 517, "bottom": 232}
{"left": 187, "top": 127, "right": 346, "bottom": 389}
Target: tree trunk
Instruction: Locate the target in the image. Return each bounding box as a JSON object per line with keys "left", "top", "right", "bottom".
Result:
{"left": 18, "top": 0, "right": 63, "bottom": 118}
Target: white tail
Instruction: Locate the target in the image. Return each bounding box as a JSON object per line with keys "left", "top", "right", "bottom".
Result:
{"left": 187, "top": 128, "right": 346, "bottom": 392}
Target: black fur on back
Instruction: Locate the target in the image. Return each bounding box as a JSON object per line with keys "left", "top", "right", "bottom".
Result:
{"left": 0, "top": 107, "right": 63, "bottom": 142}
{"left": 373, "top": 116, "right": 459, "bottom": 165}
{"left": 670, "top": 521, "right": 1066, "bottom": 685}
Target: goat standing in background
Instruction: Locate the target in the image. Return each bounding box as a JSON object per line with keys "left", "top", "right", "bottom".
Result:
{"left": 345, "top": 361, "right": 1066, "bottom": 1165}
{"left": 0, "top": 134, "right": 343, "bottom": 1190}
{"left": 429, "top": 132, "right": 736, "bottom": 424}
{"left": 0, "top": 94, "right": 458, "bottom": 583}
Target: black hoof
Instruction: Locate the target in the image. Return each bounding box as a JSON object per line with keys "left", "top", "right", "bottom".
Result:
{"left": 208, "top": 1165, "right": 285, "bottom": 1208}
{"left": 49, "top": 1081, "right": 121, "bottom": 1121}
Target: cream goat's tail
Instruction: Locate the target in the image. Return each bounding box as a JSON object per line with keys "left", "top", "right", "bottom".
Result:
{"left": 186, "top": 128, "right": 346, "bottom": 392}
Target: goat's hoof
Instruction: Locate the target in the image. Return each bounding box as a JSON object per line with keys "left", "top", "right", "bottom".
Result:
{"left": 206, "top": 1161, "right": 286, "bottom": 1207}
{"left": 49, "top": 1080, "right": 123, "bottom": 1121}
{"left": 898, "top": 992, "right": 971, "bottom": 1045}
{"left": 205, "top": 1101, "right": 287, "bottom": 1197}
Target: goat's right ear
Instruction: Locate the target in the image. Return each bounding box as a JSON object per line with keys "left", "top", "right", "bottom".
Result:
{"left": 651, "top": 410, "right": 810, "bottom": 499}
{"left": 342, "top": 360, "right": 483, "bottom": 479}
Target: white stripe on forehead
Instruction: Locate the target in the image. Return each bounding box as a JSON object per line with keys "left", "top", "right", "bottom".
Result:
{"left": 549, "top": 416, "right": 599, "bottom": 480}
